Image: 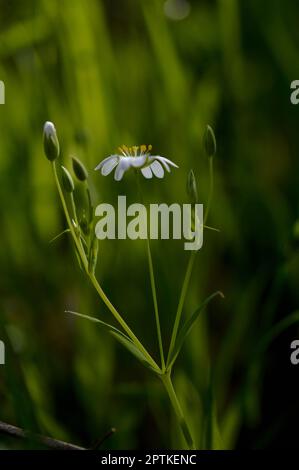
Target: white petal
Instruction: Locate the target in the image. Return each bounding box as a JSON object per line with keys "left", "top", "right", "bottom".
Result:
{"left": 95, "top": 155, "right": 119, "bottom": 171}
{"left": 114, "top": 159, "right": 130, "bottom": 181}
{"left": 130, "top": 155, "right": 147, "bottom": 168}
{"left": 150, "top": 160, "right": 164, "bottom": 178}
{"left": 151, "top": 156, "right": 178, "bottom": 171}
{"left": 141, "top": 166, "right": 153, "bottom": 179}
{"left": 101, "top": 156, "right": 119, "bottom": 176}
{"left": 155, "top": 158, "right": 170, "bottom": 172}
{"left": 44, "top": 121, "right": 56, "bottom": 138}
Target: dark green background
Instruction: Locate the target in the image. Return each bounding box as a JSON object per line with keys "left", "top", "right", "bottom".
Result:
{"left": 1, "top": 0, "right": 299, "bottom": 449}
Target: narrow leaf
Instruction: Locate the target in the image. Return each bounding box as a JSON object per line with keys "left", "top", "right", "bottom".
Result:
{"left": 169, "top": 291, "right": 224, "bottom": 367}
{"left": 49, "top": 229, "right": 71, "bottom": 244}
{"left": 66, "top": 310, "right": 128, "bottom": 338}
{"left": 110, "top": 331, "right": 156, "bottom": 372}
{"left": 67, "top": 311, "right": 156, "bottom": 372}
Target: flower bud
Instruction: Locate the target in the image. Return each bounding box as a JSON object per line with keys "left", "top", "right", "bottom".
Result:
{"left": 88, "top": 234, "right": 98, "bottom": 275}
{"left": 203, "top": 125, "right": 216, "bottom": 158}
{"left": 72, "top": 156, "right": 88, "bottom": 181}
{"left": 186, "top": 169, "right": 198, "bottom": 203}
{"left": 43, "top": 121, "right": 60, "bottom": 161}
{"left": 79, "top": 211, "right": 90, "bottom": 236}
{"left": 61, "top": 166, "right": 74, "bottom": 193}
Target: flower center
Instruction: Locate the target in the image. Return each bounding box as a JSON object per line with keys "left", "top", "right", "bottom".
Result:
{"left": 118, "top": 144, "right": 152, "bottom": 157}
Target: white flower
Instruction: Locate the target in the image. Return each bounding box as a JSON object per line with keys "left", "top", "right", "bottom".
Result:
{"left": 95, "top": 145, "right": 178, "bottom": 181}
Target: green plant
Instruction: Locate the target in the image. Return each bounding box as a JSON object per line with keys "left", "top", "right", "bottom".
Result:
{"left": 43, "top": 121, "right": 222, "bottom": 450}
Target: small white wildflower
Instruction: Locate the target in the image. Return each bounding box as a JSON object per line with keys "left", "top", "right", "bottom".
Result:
{"left": 43, "top": 121, "right": 56, "bottom": 138}
{"left": 95, "top": 145, "right": 178, "bottom": 181}
{"left": 43, "top": 121, "right": 60, "bottom": 161}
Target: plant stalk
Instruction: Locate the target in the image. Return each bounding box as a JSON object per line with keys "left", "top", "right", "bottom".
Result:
{"left": 146, "top": 238, "right": 165, "bottom": 370}
{"left": 167, "top": 156, "right": 215, "bottom": 366}
{"left": 161, "top": 372, "right": 195, "bottom": 450}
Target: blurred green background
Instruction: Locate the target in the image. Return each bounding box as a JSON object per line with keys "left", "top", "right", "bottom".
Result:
{"left": 1, "top": 0, "right": 299, "bottom": 449}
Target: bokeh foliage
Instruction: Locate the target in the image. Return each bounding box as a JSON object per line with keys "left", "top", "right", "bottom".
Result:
{"left": 1, "top": 0, "right": 299, "bottom": 449}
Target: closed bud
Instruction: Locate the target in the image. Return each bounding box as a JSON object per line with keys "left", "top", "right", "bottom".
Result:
{"left": 61, "top": 166, "right": 74, "bottom": 193}
{"left": 43, "top": 121, "right": 60, "bottom": 161}
{"left": 72, "top": 156, "right": 88, "bottom": 181}
{"left": 187, "top": 170, "right": 198, "bottom": 203}
{"left": 203, "top": 125, "right": 216, "bottom": 158}
{"left": 88, "top": 234, "right": 99, "bottom": 275}
{"left": 79, "top": 211, "right": 90, "bottom": 236}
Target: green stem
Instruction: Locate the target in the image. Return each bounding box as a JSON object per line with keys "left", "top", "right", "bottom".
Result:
{"left": 70, "top": 192, "right": 86, "bottom": 254}
{"left": 167, "top": 252, "right": 196, "bottom": 364}
{"left": 136, "top": 172, "right": 165, "bottom": 370}
{"left": 70, "top": 193, "right": 78, "bottom": 226}
{"left": 161, "top": 372, "right": 195, "bottom": 449}
{"left": 52, "top": 162, "right": 161, "bottom": 375}
{"left": 52, "top": 162, "right": 88, "bottom": 269}
{"left": 146, "top": 238, "right": 165, "bottom": 370}
{"left": 167, "top": 156, "right": 215, "bottom": 366}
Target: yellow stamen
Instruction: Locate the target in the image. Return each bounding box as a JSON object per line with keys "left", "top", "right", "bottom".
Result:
{"left": 140, "top": 145, "right": 147, "bottom": 154}
{"left": 118, "top": 146, "right": 127, "bottom": 156}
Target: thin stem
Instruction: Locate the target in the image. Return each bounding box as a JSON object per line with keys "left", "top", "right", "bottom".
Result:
{"left": 135, "top": 172, "right": 165, "bottom": 370}
{"left": 52, "top": 162, "right": 88, "bottom": 269}
{"left": 167, "top": 156, "right": 215, "bottom": 366}
{"left": 70, "top": 192, "right": 86, "bottom": 255}
{"left": 161, "top": 372, "right": 195, "bottom": 450}
{"left": 70, "top": 193, "right": 78, "bottom": 226}
{"left": 146, "top": 238, "right": 165, "bottom": 370}
{"left": 167, "top": 252, "right": 196, "bottom": 364}
{"left": 52, "top": 161, "right": 161, "bottom": 375}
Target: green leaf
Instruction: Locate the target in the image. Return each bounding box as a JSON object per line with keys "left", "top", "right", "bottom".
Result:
{"left": 67, "top": 311, "right": 156, "bottom": 372}
{"left": 168, "top": 291, "right": 224, "bottom": 367}
{"left": 110, "top": 331, "right": 156, "bottom": 372}
{"left": 49, "top": 229, "right": 71, "bottom": 244}
{"left": 66, "top": 310, "right": 127, "bottom": 338}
